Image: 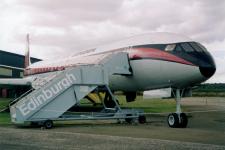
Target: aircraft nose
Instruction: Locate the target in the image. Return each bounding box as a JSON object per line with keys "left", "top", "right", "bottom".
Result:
{"left": 199, "top": 66, "right": 216, "bottom": 78}
{"left": 199, "top": 53, "right": 216, "bottom": 78}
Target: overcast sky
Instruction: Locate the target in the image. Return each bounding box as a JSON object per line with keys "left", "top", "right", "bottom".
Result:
{"left": 0, "top": 0, "right": 224, "bottom": 83}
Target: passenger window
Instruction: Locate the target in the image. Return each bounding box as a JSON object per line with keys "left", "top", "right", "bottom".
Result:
{"left": 165, "top": 44, "right": 176, "bottom": 51}
{"left": 181, "top": 43, "right": 195, "bottom": 52}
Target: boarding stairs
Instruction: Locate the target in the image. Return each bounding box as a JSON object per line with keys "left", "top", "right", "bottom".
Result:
{"left": 9, "top": 52, "right": 143, "bottom": 127}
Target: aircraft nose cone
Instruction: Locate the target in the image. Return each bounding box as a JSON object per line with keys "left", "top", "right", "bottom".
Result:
{"left": 199, "top": 53, "right": 216, "bottom": 78}
{"left": 199, "top": 66, "right": 216, "bottom": 78}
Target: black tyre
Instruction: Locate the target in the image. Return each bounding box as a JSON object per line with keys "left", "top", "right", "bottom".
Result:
{"left": 30, "top": 122, "right": 39, "bottom": 127}
{"left": 125, "top": 114, "right": 133, "bottom": 124}
{"left": 167, "top": 113, "right": 179, "bottom": 128}
{"left": 180, "top": 113, "right": 188, "bottom": 128}
{"left": 104, "top": 99, "right": 116, "bottom": 108}
{"left": 125, "top": 92, "right": 136, "bottom": 102}
{"left": 138, "top": 115, "right": 146, "bottom": 124}
{"left": 104, "top": 94, "right": 116, "bottom": 108}
{"left": 44, "top": 120, "right": 53, "bottom": 129}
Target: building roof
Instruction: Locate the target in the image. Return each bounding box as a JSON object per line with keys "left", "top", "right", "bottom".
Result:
{"left": 0, "top": 50, "right": 41, "bottom": 69}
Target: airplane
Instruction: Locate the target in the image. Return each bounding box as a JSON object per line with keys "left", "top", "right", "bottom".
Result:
{"left": 0, "top": 32, "right": 216, "bottom": 128}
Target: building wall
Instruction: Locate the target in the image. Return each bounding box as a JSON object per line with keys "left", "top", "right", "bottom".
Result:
{"left": 0, "top": 50, "right": 41, "bottom": 98}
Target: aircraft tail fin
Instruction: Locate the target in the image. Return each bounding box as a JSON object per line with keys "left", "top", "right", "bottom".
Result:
{"left": 24, "top": 34, "right": 31, "bottom": 68}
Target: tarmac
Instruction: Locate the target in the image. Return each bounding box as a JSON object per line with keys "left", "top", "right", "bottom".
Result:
{"left": 0, "top": 127, "right": 225, "bottom": 150}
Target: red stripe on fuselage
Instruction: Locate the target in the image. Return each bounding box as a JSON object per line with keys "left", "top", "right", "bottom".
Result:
{"left": 24, "top": 66, "right": 66, "bottom": 76}
{"left": 129, "top": 48, "right": 195, "bottom": 66}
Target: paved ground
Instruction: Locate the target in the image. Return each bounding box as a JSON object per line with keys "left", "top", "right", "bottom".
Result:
{"left": 0, "top": 127, "right": 224, "bottom": 150}
{"left": 0, "top": 97, "right": 225, "bottom": 150}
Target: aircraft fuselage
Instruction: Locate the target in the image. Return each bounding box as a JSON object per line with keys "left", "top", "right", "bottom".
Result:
{"left": 26, "top": 33, "right": 216, "bottom": 92}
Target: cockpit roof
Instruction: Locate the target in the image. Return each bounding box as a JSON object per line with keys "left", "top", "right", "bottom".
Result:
{"left": 100, "top": 32, "right": 192, "bottom": 49}
{"left": 73, "top": 32, "right": 194, "bottom": 56}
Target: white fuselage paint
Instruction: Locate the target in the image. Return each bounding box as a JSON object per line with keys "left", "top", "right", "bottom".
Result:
{"left": 108, "top": 59, "right": 203, "bottom": 91}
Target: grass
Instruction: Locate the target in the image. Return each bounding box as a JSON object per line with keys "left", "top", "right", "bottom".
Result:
{"left": 79, "top": 95, "right": 177, "bottom": 113}
{"left": 117, "top": 95, "right": 176, "bottom": 113}
{"left": 0, "top": 98, "right": 11, "bottom": 110}
{"left": 0, "top": 98, "right": 12, "bottom": 125}
{"left": 0, "top": 113, "right": 11, "bottom": 125}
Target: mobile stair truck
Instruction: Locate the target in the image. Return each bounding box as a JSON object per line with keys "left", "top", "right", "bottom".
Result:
{"left": 9, "top": 52, "right": 146, "bottom": 129}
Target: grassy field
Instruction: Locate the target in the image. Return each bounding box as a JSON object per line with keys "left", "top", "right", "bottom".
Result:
{"left": 117, "top": 95, "right": 176, "bottom": 113}
{"left": 0, "top": 98, "right": 11, "bottom": 125}
{"left": 0, "top": 113, "right": 10, "bottom": 125}
{"left": 0, "top": 98, "right": 11, "bottom": 110}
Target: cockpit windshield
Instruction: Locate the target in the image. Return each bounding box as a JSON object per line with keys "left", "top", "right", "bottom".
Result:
{"left": 181, "top": 43, "right": 194, "bottom": 52}
{"left": 190, "top": 42, "right": 208, "bottom": 52}
{"left": 165, "top": 42, "right": 208, "bottom": 53}
{"left": 165, "top": 44, "right": 176, "bottom": 51}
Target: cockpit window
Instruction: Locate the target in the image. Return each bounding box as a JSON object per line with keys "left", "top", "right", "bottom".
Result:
{"left": 196, "top": 43, "right": 208, "bottom": 52}
{"left": 181, "top": 43, "right": 195, "bottom": 52}
{"left": 164, "top": 42, "right": 208, "bottom": 54}
{"left": 189, "top": 42, "right": 203, "bottom": 52}
{"left": 175, "top": 44, "right": 183, "bottom": 52}
{"left": 136, "top": 42, "right": 208, "bottom": 54}
{"left": 165, "top": 44, "right": 176, "bottom": 51}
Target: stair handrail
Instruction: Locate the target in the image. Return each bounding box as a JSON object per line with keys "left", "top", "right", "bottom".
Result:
{"left": 9, "top": 88, "right": 34, "bottom": 106}
{"left": 9, "top": 69, "right": 72, "bottom": 107}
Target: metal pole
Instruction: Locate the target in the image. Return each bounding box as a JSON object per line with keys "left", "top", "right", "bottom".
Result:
{"left": 105, "top": 85, "right": 121, "bottom": 111}
{"left": 175, "top": 89, "right": 182, "bottom": 114}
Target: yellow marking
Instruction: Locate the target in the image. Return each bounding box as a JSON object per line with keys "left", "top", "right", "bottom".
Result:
{"left": 87, "top": 92, "right": 105, "bottom": 104}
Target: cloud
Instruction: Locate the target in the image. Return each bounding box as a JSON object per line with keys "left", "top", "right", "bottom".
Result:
{"left": 204, "top": 39, "right": 225, "bottom": 83}
{"left": 15, "top": 0, "right": 123, "bottom": 27}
